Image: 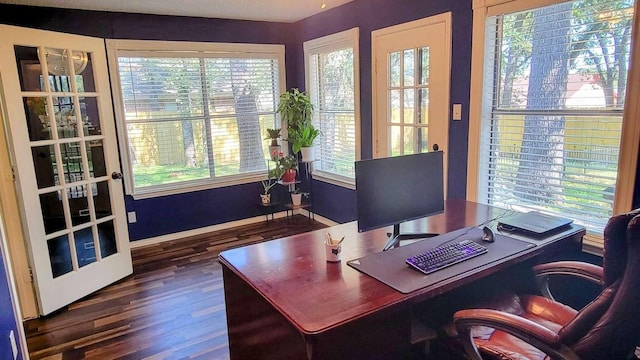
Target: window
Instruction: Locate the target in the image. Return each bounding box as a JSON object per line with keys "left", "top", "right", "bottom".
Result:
{"left": 107, "top": 40, "right": 285, "bottom": 198}
{"left": 468, "top": 0, "right": 639, "bottom": 247}
{"left": 304, "top": 28, "right": 360, "bottom": 187}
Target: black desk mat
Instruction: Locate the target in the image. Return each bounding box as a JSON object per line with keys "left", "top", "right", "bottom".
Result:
{"left": 347, "top": 227, "right": 536, "bottom": 294}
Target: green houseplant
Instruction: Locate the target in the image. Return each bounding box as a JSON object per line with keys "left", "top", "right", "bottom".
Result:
{"left": 268, "top": 152, "right": 298, "bottom": 183}
{"left": 290, "top": 124, "right": 321, "bottom": 161}
{"left": 276, "top": 88, "right": 313, "bottom": 143}
{"left": 260, "top": 178, "right": 277, "bottom": 204}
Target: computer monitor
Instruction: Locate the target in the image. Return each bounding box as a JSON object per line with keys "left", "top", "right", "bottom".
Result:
{"left": 355, "top": 151, "right": 444, "bottom": 251}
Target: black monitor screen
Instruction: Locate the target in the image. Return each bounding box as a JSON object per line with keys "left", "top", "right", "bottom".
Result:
{"left": 355, "top": 151, "right": 444, "bottom": 234}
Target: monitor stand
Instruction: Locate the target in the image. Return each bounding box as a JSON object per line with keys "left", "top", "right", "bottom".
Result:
{"left": 382, "top": 223, "right": 438, "bottom": 251}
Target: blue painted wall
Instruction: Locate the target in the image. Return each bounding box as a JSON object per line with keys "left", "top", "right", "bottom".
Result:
{"left": 0, "top": 247, "right": 23, "bottom": 360}
{"left": 293, "top": 0, "right": 473, "bottom": 223}
{"left": 0, "top": 0, "right": 637, "bottom": 238}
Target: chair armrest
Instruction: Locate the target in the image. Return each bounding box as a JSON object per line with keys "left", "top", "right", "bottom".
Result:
{"left": 533, "top": 261, "right": 603, "bottom": 301}
{"left": 454, "top": 309, "right": 579, "bottom": 360}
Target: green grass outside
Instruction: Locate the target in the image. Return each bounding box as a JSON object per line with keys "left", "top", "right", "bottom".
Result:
{"left": 133, "top": 163, "right": 239, "bottom": 188}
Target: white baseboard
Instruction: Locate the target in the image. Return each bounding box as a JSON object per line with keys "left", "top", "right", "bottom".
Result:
{"left": 130, "top": 209, "right": 338, "bottom": 249}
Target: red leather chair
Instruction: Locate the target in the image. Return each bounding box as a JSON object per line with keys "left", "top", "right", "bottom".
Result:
{"left": 453, "top": 209, "right": 640, "bottom": 360}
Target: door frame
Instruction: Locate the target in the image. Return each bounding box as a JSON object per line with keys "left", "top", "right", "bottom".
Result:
{"left": 0, "top": 86, "right": 38, "bottom": 319}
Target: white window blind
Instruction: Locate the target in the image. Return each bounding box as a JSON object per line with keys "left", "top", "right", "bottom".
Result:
{"left": 478, "top": 0, "right": 635, "bottom": 234}
{"left": 109, "top": 42, "right": 284, "bottom": 197}
{"left": 305, "top": 28, "right": 360, "bottom": 186}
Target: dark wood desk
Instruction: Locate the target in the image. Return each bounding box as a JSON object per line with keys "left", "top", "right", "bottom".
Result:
{"left": 219, "top": 200, "right": 585, "bottom": 359}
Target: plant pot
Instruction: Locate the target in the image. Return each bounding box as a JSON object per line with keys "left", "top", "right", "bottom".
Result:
{"left": 281, "top": 169, "right": 297, "bottom": 183}
{"left": 300, "top": 146, "right": 315, "bottom": 162}
{"left": 269, "top": 143, "right": 281, "bottom": 160}
{"left": 291, "top": 193, "right": 302, "bottom": 206}
{"left": 260, "top": 193, "right": 271, "bottom": 205}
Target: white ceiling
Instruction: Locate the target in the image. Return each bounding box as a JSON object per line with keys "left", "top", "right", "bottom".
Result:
{"left": 0, "top": 0, "right": 354, "bottom": 22}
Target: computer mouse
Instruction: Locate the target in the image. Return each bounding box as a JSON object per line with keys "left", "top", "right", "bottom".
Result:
{"left": 482, "top": 226, "right": 495, "bottom": 242}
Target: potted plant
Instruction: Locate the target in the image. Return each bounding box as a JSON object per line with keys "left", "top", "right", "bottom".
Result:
{"left": 260, "top": 179, "right": 277, "bottom": 204}
{"left": 265, "top": 128, "right": 281, "bottom": 160}
{"left": 276, "top": 153, "right": 298, "bottom": 183}
{"left": 290, "top": 188, "right": 303, "bottom": 206}
{"left": 290, "top": 124, "right": 321, "bottom": 162}
{"left": 276, "top": 88, "right": 313, "bottom": 144}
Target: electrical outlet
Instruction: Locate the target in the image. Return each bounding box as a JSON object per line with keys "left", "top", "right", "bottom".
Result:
{"left": 127, "top": 211, "right": 137, "bottom": 223}
{"left": 9, "top": 330, "right": 17, "bottom": 360}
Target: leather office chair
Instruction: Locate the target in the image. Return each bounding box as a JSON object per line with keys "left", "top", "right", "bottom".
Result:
{"left": 453, "top": 209, "right": 640, "bottom": 360}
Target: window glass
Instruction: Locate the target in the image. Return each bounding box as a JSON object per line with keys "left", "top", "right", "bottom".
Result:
{"left": 110, "top": 43, "right": 284, "bottom": 195}
{"left": 305, "top": 28, "right": 360, "bottom": 185}
{"left": 478, "top": 0, "right": 634, "bottom": 234}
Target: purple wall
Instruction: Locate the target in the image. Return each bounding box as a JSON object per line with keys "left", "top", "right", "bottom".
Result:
{"left": 0, "top": 1, "right": 637, "bottom": 239}
{"left": 293, "top": 0, "right": 473, "bottom": 222}
{"left": 0, "top": 4, "right": 297, "bottom": 240}
{"left": 0, "top": 248, "right": 23, "bottom": 360}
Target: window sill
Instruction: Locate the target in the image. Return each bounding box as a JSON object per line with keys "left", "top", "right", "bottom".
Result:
{"left": 129, "top": 173, "right": 265, "bottom": 200}
{"left": 312, "top": 171, "right": 355, "bottom": 190}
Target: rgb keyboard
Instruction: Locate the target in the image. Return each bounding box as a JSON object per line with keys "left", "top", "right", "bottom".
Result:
{"left": 405, "top": 240, "right": 488, "bottom": 275}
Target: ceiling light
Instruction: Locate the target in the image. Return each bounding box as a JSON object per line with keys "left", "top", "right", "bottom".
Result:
{"left": 321, "top": 0, "right": 327, "bottom": 9}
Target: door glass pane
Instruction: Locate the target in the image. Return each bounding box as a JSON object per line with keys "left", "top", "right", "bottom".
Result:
{"left": 24, "top": 97, "right": 52, "bottom": 141}
{"left": 14, "top": 46, "right": 44, "bottom": 92}
{"left": 404, "top": 127, "right": 414, "bottom": 155}
{"left": 94, "top": 181, "right": 112, "bottom": 219}
{"left": 404, "top": 89, "right": 414, "bottom": 124}
{"left": 69, "top": 186, "right": 90, "bottom": 226}
{"left": 419, "top": 47, "right": 430, "bottom": 85}
{"left": 390, "top": 90, "right": 401, "bottom": 123}
{"left": 48, "top": 234, "right": 73, "bottom": 278}
{"left": 403, "top": 49, "right": 414, "bottom": 86}
{"left": 391, "top": 126, "right": 402, "bottom": 156}
{"left": 418, "top": 127, "right": 429, "bottom": 153}
{"left": 86, "top": 140, "right": 107, "bottom": 178}
{"left": 43, "top": 48, "right": 89, "bottom": 91}
{"left": 60, "top": 142, "right": 83, "bottom": 184}
{"left": 97, "top": 220, "right": 117, "bottom": 259}
{"left": 53, "top": 96, "right": 78, "bottom": 138}
{"left": 80, "top": 97, "right": 101, "bottom": 135}
{"left": 390, "top": 51, "right": 400, "bottom": 87}
{"left": 74, "top": 227, "right": 96, "bottom": 268}
{"left": 32, "top": 145, "right": 58, "bottom": 188}
{"left": 418, "top": 89, "right": 429, "bottom": 124}
{"left": 40, "top": 191, "right": 66, "bottom": 234}
{"left": 75, "top": 52, "right": 95, "bottom": 92}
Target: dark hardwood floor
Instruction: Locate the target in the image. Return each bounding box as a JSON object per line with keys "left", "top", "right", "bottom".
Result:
{"left": 24, "top": 215, "right": 327, "bottom": 360}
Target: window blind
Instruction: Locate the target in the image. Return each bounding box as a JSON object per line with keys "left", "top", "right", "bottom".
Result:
{"left": 308, "top": 48, "right": 357, "bottom": 179}
{"left": 479, "top": 0, "right": 634, "bottom": 234}
{"left": 116, "top": 52, "right": 281, "bottom": 193}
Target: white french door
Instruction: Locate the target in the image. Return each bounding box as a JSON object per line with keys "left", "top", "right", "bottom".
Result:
{"left": 0, "top": 25, "right": 132, "bottom": 315}
{"left": 372, "top": 13, "right": 451, "bottom": 184}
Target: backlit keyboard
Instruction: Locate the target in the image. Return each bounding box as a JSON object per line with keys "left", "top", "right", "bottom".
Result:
{"left": 405, "top": 240, "right": 488, "bottom": 275}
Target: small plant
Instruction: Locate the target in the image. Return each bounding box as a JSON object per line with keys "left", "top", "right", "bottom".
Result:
{"left": 278, "top": 153, "right": 298, "bottom": 171}
{"left": 291, "top": 124, "right": 321, "bottom": 153}
{"left": 261, "top": 178, "right": 277, "bottom": 194}
{"left": 266, "top": 151, "right": 297, "bottom": 180}
{"left": 264, "top": 128, "right": 281, "bottom": 146}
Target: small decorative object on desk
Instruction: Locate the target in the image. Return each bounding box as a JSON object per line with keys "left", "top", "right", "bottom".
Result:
{"left": 325, "top": 232, "right": 344, "bottom": 262}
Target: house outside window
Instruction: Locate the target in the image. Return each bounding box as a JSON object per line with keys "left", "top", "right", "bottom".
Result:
{"left": 304, "top": 28, "right": 360, "bottom": 188}
{"left": 468, "top": 0, "right": 638, "bottom": 247}
{"left": 107, "top": 40, "right": 285, "bottom": 198}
